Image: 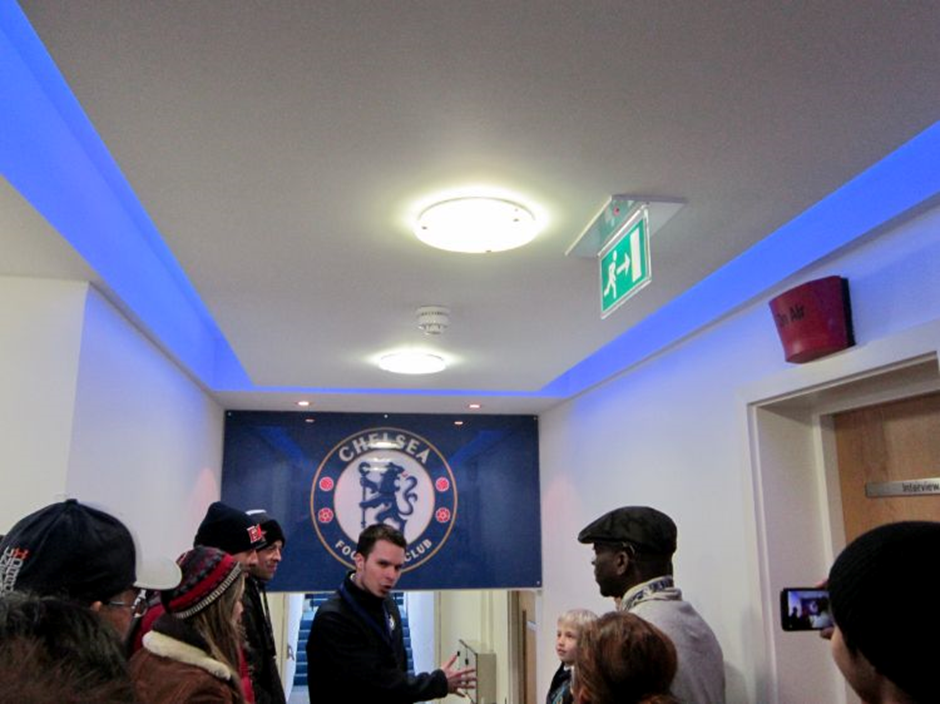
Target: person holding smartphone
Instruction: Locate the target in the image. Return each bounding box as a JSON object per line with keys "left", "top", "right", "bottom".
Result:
{"left": 825, "top": 521, "right": 940, "bottom": 703}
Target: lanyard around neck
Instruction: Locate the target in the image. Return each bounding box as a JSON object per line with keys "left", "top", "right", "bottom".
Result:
{"left": 339, "top": 579, "right": 394, "bottom": 646}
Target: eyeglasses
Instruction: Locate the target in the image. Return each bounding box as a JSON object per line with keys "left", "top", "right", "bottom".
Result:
{"left": 107, "top": 590, "right": 149, "bottom": 618}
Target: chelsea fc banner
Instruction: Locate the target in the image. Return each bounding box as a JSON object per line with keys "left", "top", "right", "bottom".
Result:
{"left": 220, "top": 411, "right": 541, "bottom": 591}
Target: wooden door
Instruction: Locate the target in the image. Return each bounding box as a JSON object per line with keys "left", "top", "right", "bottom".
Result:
{"left": 509, "top": 590, "right": 538, "bottom": 704}
{"left": 833, "top": 391, "right": 940, "bottom": 542}
{"left": 521, "top": 591, "right": 537, "bottom": 704}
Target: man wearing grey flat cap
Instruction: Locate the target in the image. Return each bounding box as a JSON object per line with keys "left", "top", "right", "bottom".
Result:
{"left": 579, "top": 506, "right": 725, "bottom": 704}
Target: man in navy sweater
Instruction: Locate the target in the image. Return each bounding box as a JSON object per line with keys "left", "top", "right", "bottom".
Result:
{"left": 306, "top": 523, "right": 474, "bottom": 704}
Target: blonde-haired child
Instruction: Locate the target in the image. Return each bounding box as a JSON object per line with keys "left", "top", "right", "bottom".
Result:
{"left": 547, "top": 608, "right": 597, "bottom": 704}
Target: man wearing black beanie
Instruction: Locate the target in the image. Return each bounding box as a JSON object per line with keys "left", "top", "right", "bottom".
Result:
{"left": 194, "top": 500, "right": 267, "bottom": 569}
{"left": 244, "top": 510, "right": 288, "bottom": 704}
{"left": 827, "top": 521, "right": 940, "bottom": 703}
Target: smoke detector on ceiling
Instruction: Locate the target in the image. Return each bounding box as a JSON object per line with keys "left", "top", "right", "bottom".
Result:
{"left": 416, "top": 305, "right": 450, "bottom": 335}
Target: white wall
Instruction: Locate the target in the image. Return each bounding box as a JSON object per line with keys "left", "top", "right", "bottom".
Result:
{"left": 438, "top": 590, "right": 511, "bottom": 704}
{"left": 0, "top": 278, "right": 224, "bottom": 563}
{"left": 0, "top": 277, "right": 86, "bottom": 529}
{"left": 269, "top": 592, "right": 304, "bottom": 699}
{"left": 66, "top": 287, "right": 225, "bottom": 559}
{"left": 538, "top": 203, "right": 940, "bottom": 703}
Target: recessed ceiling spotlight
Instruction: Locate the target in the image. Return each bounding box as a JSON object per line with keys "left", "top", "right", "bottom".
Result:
{"left": 468, "top": 403, "right": 482, "bottom": 409}
{"left": 304, "top": 418, "right": 315, "bottom": 424}
{"left": 454, "top": 420, "right": 464, "bottom": 426}
{"left": 369, "top": 439, "right": 403, "bottom": 449}
{"left": 297, "top": 400, "right": 311, "bottom": 407}
{"left": 415, "top": 197, "right": 538, "bottom": 253}
{"left": 378, "top": 351, "right": 446, "bottom": 375}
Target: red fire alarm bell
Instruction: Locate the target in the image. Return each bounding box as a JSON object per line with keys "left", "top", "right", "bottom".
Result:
{"left": 769, "top": 276, "right": 854, "bottom": 363}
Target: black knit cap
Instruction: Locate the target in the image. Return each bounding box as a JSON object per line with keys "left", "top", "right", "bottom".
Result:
{"left": 194, "top": 502, "right": 266, "bottom": 555}
{"left": 246, "top": 510, "right": 286, "bottom": 548}
{"left": 828, "top": 521, "right": 940, "bottom": 701}
{"left": 577, "top": 506, "right": 677, "bottom": 555}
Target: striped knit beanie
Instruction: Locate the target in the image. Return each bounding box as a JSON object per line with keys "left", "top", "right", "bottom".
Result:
{"left": 163, "top": 546, "right": 242, "bottom": 619}
{"left": 828, "top": 521, "right": 940, "bottom": 701}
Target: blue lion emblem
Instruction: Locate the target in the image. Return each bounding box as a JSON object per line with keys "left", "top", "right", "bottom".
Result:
{"left": 358, "top": 461, "right": 419, "bottom": 532}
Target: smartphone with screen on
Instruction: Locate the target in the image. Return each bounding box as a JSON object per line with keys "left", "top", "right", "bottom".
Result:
{"left": 780, "top": 588, "right": 833, "bottom": 631}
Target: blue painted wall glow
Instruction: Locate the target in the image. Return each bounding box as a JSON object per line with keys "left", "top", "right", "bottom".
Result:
{"left": 4, "top": 3, "right": 939, "bottom": 401}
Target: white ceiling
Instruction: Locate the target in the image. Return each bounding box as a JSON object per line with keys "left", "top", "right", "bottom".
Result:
{"left": 6, "top": 2, "right": 940, "bottom": 413}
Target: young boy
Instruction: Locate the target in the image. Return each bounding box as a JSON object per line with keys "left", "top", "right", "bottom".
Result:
{"left": 547, "top": 608, "right": 597, "bottom": 704}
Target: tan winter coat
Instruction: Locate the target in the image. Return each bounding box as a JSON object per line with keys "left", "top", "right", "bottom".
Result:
{"left": 130, "top": 631, "right": 243, "bottom": 704}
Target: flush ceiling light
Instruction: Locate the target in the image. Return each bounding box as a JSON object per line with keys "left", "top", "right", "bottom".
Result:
{"left": 415, "top": 197, "right": 538, "bottom": 253}
{"left": 378, "top": 351, "right": 446, "bottom": 375}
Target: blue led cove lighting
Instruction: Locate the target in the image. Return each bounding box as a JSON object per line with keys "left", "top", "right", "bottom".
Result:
{"left": 3, "top": 3, "right": 939, "bottom": 401}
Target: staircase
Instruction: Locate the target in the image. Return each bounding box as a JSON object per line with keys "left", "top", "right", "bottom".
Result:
{"left": 293, "top": 591, "right": 415, "bottom": 690}
{"left": 293, "top": 593, "right": 328, "bottom": 690}
{"left": 397, "top": 592, "right": 415, "bottom": 675}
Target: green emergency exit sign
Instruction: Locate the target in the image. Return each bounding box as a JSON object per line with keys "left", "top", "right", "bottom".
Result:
{"left": 599, "top": 212, "right": 651, "bottom": 317}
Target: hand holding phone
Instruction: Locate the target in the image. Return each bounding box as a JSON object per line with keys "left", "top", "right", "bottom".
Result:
{"left": 780, "top": 588, "right": 833, "bottom": 631}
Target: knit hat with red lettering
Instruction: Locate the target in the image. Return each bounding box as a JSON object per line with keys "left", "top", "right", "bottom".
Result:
{"left": 163, "top": 546, "right": 242, "bottom": 619}
{"left": 247, "top": 510, "right": 287, "bottom": 548}
{"left": 194, "top": 501, "right": 266, "bottom": 555}
{"left": 828, "top": 520, "right": 940, "bottom": 701}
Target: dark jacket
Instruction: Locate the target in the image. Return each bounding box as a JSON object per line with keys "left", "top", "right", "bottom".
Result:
{"left": 243, "top": 577, "right": 287, "bottom": 704}
{"left": 546, "top": 662, "right": 573, "bottom": 704}
{"left": 306, "top": 574, "right": 448, "bottom": 704}
{"left": 129, "top": 614, "right": 244, "bottom": 704}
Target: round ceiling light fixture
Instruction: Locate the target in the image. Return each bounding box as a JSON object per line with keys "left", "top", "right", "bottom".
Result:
{"left": 414, "top": 197, "right": 538, "bottom": 253}
{"left": 378, "top": 351, "right": 446, "bottom": 375}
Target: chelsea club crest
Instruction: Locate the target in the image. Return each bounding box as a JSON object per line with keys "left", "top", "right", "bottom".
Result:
{"left": 310, "top": 427, "right": 457, "bottom": 570}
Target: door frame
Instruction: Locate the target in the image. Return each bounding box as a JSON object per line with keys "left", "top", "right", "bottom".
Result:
{"left": 508, "top": 590, "right": 538, "bottom": 704}
{"left": 737, "top": 318, "right": 940, "bottom": 703}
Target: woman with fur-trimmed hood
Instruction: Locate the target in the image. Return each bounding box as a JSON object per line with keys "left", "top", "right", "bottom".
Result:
{"left": 130, "top": 546, "right": 247, "bottom": 703}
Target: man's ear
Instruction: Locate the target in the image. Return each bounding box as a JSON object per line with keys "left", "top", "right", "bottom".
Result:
{"left": 614, "top": 549, "right": 631, "bottom": 575}
{"left": 89, "top": 601, "right": 103, "bottom": 613}
{"left": 353, "top": 552, "right": 365, "bottom": 572}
